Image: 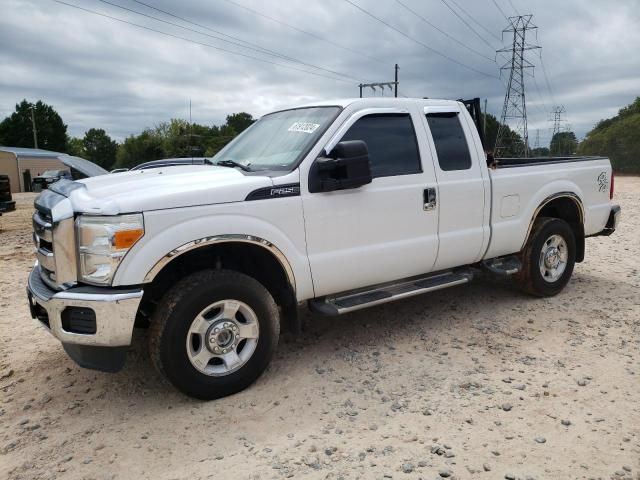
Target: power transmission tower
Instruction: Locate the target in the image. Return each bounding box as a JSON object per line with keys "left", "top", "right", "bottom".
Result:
{"left": 550, "top": 105, "right": 567, "bottom": 155}
{"left": 494, "top": 15, "right": 540, "bottom": 158}
{"left": 533, "top": 129, "right": 540, "bottom": 150}
{"left": 551, "top": 105, "right": 566, "bottom": 137}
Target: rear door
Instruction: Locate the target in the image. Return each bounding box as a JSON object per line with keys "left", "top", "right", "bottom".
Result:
{"left": 421, "top": 105, "right": 489, "bottom": 270}
{"left": 301, "top": 106, "right": 440, "bottom": 297}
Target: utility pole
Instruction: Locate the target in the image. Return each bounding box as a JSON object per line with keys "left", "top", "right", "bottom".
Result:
{"left": 359, "top": 64, "right": 399, "bottom": 98}
{"left": 483, "top": 98, "right": 488, "bottom": 140}
{"left": 30, "top": 106, "right": 38, "bottom": 149}
{"left": 495, "top": 15, "right": 540, "bottom": 158}
{"left": 394, "top": 64, "right": 399, "bottom": 98}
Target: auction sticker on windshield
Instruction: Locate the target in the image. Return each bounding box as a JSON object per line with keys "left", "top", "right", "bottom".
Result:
{"left": 288, "top": 122, "right": 320, "bottom": 134}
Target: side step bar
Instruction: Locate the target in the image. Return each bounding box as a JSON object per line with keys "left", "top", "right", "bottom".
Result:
{"left": 482, "top": 255, "right": 521, "bottom": 276}
{"left": 309, "top": 270, "right": 473, "bottom": 316}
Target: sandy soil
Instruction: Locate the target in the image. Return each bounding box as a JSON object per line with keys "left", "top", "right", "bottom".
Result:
{"left": 0, "top": 178, "right": 638, "bottom": 480}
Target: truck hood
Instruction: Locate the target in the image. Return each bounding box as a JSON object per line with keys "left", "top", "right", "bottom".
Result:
{"left": 63, "top": 165, "right": 273, "bottom": 215}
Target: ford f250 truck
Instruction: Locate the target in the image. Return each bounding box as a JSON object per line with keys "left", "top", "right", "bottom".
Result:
{"left": 26, "top": 98, "right": 620, "bottom": 399}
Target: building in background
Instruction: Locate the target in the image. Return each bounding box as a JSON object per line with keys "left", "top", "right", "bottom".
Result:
{"left": 0, "top": 147, "right": 66, "bottom": 193}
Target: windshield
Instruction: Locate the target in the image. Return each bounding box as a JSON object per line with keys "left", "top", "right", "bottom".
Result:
{"left": 212, "top": 106, "right": 340, "bottom": 171}
{"left": 42, "top": 170, "right": 62, "bottom": 177}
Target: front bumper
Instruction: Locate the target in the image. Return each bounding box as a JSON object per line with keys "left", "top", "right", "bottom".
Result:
{"left": 593, "top": 204, "right": 621, "bottom": 237}
{"left": 26, "top": 265, "right": 143, "bottom": 371}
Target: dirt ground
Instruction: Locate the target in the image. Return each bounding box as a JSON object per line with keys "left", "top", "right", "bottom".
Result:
{"left": 0, "top": 178, "right": 638, "bottom": 480}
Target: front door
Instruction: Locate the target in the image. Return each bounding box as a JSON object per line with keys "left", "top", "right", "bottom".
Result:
{"left": 301, "top": 107, "right": 440, "bottom": 297}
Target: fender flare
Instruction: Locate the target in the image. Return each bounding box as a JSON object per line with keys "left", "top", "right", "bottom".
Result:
{"left": 142, "top": 234, "right": 296, "bottom": 295}
{"left": 521, "top": 191, "right": 585, "bottom": 250}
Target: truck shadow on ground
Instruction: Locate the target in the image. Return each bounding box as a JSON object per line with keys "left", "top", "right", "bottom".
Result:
{"left": 26, "top": 269, "right": 636, "bottom": 406}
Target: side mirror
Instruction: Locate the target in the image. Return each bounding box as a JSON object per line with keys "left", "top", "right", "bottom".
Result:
{"left": 309, "top": 140, "right": 372, "bottom": 193}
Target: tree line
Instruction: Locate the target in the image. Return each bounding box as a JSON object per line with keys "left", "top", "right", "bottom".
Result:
{"left": 0, "top": 100, "right": 254, "bottom": 170}
{"left": 0, "top": 98, "right": 638, "bottom": 173}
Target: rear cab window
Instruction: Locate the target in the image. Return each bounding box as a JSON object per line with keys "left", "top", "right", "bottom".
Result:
{"left": 425, "top": 113, "right": 472, "bottom": 171}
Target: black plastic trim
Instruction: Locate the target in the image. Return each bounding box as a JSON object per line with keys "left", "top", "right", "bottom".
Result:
{"left": 495, "top": 156, "right": 607, "bottom": 169}
{"left": 62, "top": 344, "right": 127, "bottom": 373}
{"left": 245, "top": 183, "right": 301, "bottom": 201}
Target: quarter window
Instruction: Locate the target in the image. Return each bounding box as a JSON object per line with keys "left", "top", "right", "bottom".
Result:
{"left": 340, "top": 114, "right": 421, "bottom": 178}
{"left": 426, "top": 113, "right": 472, "bottom": 171}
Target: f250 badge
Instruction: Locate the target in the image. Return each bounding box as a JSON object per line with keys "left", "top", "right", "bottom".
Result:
{"left": 597, "top": 172, "right": 608, "bottom": 192}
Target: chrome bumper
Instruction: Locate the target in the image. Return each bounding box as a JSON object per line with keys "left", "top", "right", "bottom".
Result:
{"left": 27, "top": 266, "right": 143, "bottom": 347}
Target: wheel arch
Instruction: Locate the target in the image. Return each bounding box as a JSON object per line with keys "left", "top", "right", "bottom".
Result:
{"left": 137, "top": 235, "right": 298, "bottom": 330}
{"left": 522, "top": 192, "right": 585, "bottom": 262}
{"left": 143, "top": 234, "right": 296, "bottom": 290}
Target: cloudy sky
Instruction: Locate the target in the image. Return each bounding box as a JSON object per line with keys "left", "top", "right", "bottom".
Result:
{"left": 1, "top": 0, "right": 638, "bottom": 146}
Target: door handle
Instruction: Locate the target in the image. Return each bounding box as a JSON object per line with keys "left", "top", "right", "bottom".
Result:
{"left": 423, "top": 187, "right": 437, "bottom": 211}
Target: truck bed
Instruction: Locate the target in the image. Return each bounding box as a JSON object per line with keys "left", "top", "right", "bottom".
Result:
{"left": 485, "top": 156, "right": 613, "bottom": 260}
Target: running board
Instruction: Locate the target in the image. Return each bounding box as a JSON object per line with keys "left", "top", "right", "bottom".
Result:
{"left": 309, "top": 270, "right": 473, "bottom": 316}
{"left": 482, "top": 255, "right": 521, "bottom": 276}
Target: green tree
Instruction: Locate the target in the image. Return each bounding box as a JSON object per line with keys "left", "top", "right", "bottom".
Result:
{"left": 225, "top": 112, "right": 254, "bottom": 135}
{"left": 66, "top": 136, "right": 85, "bottom": 157}
{"left": 115, "top": 130, "right": 166, "bottom": 168}
{"left": 0, "top": 99, "right": 68, "bottom": 151}
{"left": 112, "top": 112, "right": 255, "bottom": 168}
{"left": 550, "top": 131, "right": 578, "bottom": 156}
{"left": 578, "top": 97, "right": 640, "bottom": 173}
{"left": 530, "top": 147, "right": 550, "bottom": 157}
{"left": 482, "top": 113, "right": 523, "bottom": 157}
{"left": 82, "top": 128, "right": 118, "bottom": 169}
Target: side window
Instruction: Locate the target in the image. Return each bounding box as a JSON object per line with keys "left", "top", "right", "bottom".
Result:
{"left": 426, "top": 113, "right": 472, "bottom": 171}
{"left": 340, "top": 114, "right": 421, "bottom": 178}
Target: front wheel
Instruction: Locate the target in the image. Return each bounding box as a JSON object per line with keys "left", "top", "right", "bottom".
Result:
{"left": 149, "top": 269, "right": 280, "bottom": 400}
{"left": 517, "top": 217, "right": 576, "bottom": 297}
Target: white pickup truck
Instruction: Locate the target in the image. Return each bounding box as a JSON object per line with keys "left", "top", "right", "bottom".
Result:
{"left": 26, "top": 97, "right": 620, "bottom": 399}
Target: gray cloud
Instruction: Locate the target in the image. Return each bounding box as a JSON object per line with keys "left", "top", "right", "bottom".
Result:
{"left": 1, "top": 0, "right": 638, "bottom": 146}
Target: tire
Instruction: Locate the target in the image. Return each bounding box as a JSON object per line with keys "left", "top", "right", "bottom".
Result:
{"left": 517, "top": 217, "right": 576, "bottom": 297}
{"left": 149, "top": 269, "right": 280, "bottom": 400}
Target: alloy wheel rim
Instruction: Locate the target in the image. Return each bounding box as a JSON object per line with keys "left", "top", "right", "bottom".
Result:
{"left": 185, "top": 299, "right": 259, "bottom": 376}
{"left": 539, "top": 234, "right": 568, "bottom": 283}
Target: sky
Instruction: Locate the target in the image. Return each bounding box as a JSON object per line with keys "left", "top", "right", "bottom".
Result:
{"left": 1, "top": 0, "right": 638, "bottom": 146}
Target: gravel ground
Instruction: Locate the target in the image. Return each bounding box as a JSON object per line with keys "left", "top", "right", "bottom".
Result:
{"left": 1, "top": 178, "right": 639, "bottom": 480}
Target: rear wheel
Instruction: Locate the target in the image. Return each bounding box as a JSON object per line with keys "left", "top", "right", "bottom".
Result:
{"left": 517, "top": 217, "right": 576, "bottom": 297}
{"left": 149, "top": 269, "right": 280, "bottom": 400}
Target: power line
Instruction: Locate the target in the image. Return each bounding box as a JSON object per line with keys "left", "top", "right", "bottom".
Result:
{"left": 342, "top": 0, "right": 499, "bottom": 79}
{"left": 539, "top": 52, "right": 556, "bottom": 105}
{"left": 490, "top": 0, "right": 509, "bottom": 20}
{"left": 52, "top": 0, "right": 354, "bottom": 84}
{"left": 446, "top": 0, "right": 502, "bottom": 42}
{"left": 439, "top": 0, "right": 498, "bottom": 51}
{"left": 394, "top": 0, "right": 495, "bottom": 62}
{"left": 508, "top": 0, "right": 520, "bottom": 16}
{"left": 96, "top": 0, "right": 363, "bottom": 82}
{"left": 221, "top": 0, "right": 387, "bottom": 65}
{"left": 131, "top": 0, "right": 294, "bottom": 58}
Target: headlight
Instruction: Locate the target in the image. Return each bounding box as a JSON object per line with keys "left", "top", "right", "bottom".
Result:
{"left": 77, "top": 214, "right": 144, "bottom": 285}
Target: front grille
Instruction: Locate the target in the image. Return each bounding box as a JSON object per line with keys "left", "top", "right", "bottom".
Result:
{"left": 32, "top": 190, "right": 78, "bottom": 290}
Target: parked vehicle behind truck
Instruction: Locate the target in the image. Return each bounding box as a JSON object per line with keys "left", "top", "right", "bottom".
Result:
{"left": 26, "top": 97, "right": 620, "bottom": 399}
{"left": 0, "top": 174, "right": 16, "bottom": 214}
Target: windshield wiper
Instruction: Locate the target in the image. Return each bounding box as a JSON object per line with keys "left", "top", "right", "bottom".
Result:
{"left": 215, "top": 159, "right": 251, "bottom": 172}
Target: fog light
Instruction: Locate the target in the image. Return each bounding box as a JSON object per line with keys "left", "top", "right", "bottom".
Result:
{"left": 61, "top": 307, "right": 97, "bottom": 334}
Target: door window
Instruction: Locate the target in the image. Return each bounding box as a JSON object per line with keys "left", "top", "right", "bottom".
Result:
{"left": 340, "top": 114, "right": 421, "bottom": 178}
{"left": 426, "top": 113, "right": 472, "bottom": 171}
